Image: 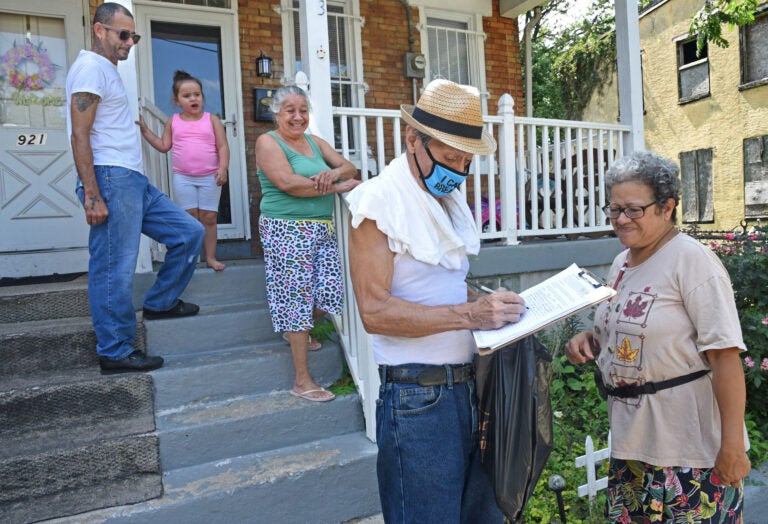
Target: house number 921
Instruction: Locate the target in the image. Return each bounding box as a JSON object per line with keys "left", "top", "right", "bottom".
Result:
{"left": 17, "top": 133, "right": 47, "bottom": 146}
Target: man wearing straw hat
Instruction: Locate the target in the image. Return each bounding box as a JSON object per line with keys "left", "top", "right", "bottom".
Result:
{"left": 346, "top": 79, "right": 526, "bottom": 522}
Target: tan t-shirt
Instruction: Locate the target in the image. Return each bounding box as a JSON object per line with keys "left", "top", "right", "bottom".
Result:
{"left": 593, "top": 233, "right": 748, "bottom": 468}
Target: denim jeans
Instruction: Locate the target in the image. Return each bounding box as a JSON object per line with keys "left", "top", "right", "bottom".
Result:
{"left": 376, "top": 365, "right": 503, "bottom": 524}
{"left": 77, "top": 166, "right": 204, "bottom": 359}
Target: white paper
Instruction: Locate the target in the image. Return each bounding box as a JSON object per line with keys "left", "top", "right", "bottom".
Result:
{"left": 473, "top": 263, "right": 615, "bottom": 353}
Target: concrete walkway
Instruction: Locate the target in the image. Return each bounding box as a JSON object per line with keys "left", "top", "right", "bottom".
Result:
{"left": 745, "top": 461, "right": 768, "bottom": 524}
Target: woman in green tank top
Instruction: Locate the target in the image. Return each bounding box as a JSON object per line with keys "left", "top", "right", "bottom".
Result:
{"left": 255, "top": 86, "right": 360, "bottom": 402}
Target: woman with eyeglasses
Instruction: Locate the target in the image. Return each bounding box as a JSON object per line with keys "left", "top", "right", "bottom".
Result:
{"left": 565, "top": 151, "right": 750, "bottom": 523}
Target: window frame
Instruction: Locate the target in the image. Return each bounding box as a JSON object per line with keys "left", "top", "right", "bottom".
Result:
{"left": 278, "top": 0, "right": 363, "bottom": 103}
{"left": 679, "top": 148, "right": 714, "bottom": 224}
{"left": 676, "top": 35, "right": 710, "bottom": 104}
{"left": 417, "top": 7, "right": 488, "bottom": 112}
{"left": 739, "top": 7, "right": 768, "bottom": 90}
{"left": 278, "top": 0, "right": 366, "bottom": 153}
{"left": 744, "top": 135, "right": 768, "bottom": 219}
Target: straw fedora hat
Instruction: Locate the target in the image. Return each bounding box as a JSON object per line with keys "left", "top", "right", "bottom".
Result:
{"left": 401, "top": 79, "right": 496, "bottom": 155}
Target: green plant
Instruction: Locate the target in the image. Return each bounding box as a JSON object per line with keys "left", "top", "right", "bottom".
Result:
{"left": 310, "top": 317, "right": 358, "bottom": 397}
{"left": 707, "top": 225, "right": 768, "bottom": 465}
{"left": 522, "top": 315, "right": 611, "bottom": 523}
{"left": 309, "top": 315, "right": 336, "bottom": 342}
{"left": 329, "top": 361, "right": 357, "bottom": 396}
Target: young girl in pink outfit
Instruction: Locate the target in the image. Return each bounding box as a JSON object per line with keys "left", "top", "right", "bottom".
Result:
{"left": 137, "top": 70, "right": 230, "bottom": 271}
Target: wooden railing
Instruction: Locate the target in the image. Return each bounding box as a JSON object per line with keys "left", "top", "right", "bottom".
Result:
{"left": 333, "top": 94, "right": 631, "bottom": 244}
{"left": 138, "top": 98, "right": 173, "bottom": 262}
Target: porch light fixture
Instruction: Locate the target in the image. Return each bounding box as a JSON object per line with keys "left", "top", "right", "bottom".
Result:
{"left": 256, "top": 51, "right": 273, "bottom": 78}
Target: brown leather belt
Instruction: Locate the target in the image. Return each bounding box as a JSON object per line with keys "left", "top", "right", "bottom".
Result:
{"left": 379, "top": 363, "right": 475, "bottom": 386}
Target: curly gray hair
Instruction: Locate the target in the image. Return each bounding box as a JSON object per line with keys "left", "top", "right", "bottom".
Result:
{"left": 270, "top": 85, "right": 311, "bottom": 115}
{"left": 605, "top": 151, "right": 681, "bottom": 221}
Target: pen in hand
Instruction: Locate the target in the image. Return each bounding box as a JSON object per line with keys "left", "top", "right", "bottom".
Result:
{"left": 466, "top": 279, "right": 496, "bottom": 295}
{"left": 466, "top": 279, "right": 530, "bottom": 310}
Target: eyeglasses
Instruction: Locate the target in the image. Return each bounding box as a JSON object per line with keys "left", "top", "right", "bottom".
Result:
{"left": 100, "top": 23, "right": 141, "bottom": 44}
{"left": 601, "top": 202, "right": 657, "bottom": 219}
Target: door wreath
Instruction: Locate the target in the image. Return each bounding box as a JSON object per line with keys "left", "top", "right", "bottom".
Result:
{"left": 1, "top": 42, "right": 56, "bottom": 91}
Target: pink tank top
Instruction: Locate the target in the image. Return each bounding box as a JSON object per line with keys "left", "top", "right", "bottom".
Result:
{"left": 171, "top": 112, "right": 219, "bottom": 176}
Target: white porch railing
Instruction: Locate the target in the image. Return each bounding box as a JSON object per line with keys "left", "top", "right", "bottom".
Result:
{"left": 334, "top": 94, "right": 631, "bottom": 245}
{"left": 138, "top": 98, "right": 173, "bottom": 263}
{"left": 332, "top": 95, "right": 631, "bottom": 441}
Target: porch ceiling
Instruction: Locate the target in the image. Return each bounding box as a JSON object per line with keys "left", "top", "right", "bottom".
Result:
{"left": 499, "top": 0, "right": 550, "bottom": 19}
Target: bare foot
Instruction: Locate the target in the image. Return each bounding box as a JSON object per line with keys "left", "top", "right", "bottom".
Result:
{"left": 207, "top": 259, "right": 226, "bottom": 271}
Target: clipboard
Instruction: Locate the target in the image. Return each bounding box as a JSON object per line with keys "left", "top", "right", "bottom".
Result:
{"left": 472, "top": 263, "right": 616, "bottom": 354}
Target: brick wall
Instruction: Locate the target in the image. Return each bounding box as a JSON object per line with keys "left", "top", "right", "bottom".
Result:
{"left": 238, "top": 2, "right": 521, "bottom": 254}
{"left": 239, "top": 1, "right": 284, "bottom": 253}
{"left": 84, "top": 1, "right": 520, "bottom": 255}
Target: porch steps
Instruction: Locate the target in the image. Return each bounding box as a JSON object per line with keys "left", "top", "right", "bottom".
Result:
{"left": 0, "top": 280, "right": 162, "bottom": 524}
{"left": 0, "top": 260, "right": 380, "bottom": 523}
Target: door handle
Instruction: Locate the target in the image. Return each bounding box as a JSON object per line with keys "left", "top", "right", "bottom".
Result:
{"left": 224, "top": 113, "right": 237, "bottom": 138}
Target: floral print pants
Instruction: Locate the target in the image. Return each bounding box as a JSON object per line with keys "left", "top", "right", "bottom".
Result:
{"left": 606, "top": 458, "right": 743, "bottom": 523}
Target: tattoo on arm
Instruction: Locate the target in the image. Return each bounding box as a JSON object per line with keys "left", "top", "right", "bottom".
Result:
{"left": 90, "top": 195, "right": 100, "bottom": 211}
{"left": 74, "top": 92, "right": 100, "bottom": 112}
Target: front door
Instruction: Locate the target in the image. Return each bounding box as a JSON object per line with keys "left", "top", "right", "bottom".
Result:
{"left": 0, "top": 0, "right": 88, "bottom": 278}
{"left": 134, "top": 4, "right": 248, "bottom": 243}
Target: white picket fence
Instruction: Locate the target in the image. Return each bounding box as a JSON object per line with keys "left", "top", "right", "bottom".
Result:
{"left": 575, "top": 432, "right": 611, "bottom": 499}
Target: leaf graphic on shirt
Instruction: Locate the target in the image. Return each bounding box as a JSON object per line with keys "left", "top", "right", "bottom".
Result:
{"left": 616, "top": 337, "right": 639, "bottom": 363}
{"left": 622, "top": 295, "right": 649, "bottom": 318}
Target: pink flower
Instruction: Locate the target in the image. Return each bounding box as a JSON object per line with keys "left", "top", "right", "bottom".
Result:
{"left": 745, "top": 357, "right": 755, "bottom": 368}
{"left": 761, "top": 358, "right": 768, "bottom": 371}
{"left": 725, "top": 233, "right": 735, "bottom": 240}
{"left": 762, "top": 317, "right": 768, "bottom": 326}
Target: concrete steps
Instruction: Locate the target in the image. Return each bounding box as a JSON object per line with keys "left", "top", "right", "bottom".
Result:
{"left": 0, "top": 277, "right": 162, "bottom": 524}
{"left": 0, "top": 259, "right": 380, "bottom": 523}
{"left": 44, "top": 433, "right": 378, "bottom": 524}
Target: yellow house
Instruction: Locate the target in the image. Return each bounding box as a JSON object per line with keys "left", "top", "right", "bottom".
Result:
{"left": 582, "top": 0, "right": 768, "bottom": 230}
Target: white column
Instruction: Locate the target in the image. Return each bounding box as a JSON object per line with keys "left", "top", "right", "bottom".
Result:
{"left": 298, "top": 0, "right": 334, "bottom": 143}
{"left": 614, "top": 0, "right": 645, "bottom": 153}
{"left": 110, "top": 1, "right": 152, "bottom": 273}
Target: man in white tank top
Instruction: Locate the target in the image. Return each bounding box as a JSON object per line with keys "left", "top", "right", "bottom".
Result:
{"left": 346, "top": 80, "right": 527, "bottom": 523}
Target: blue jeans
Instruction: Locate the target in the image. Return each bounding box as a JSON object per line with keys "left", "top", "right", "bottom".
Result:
{"left": 376, "top": 365, "right": 503, "bottom": 524}
{"left": 77, "top": 166, "right": 204, "bottom": 359}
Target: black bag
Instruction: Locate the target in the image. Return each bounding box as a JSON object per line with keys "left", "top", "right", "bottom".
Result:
{"left": 474, "top": 335, "right": 554, "bottom": 522}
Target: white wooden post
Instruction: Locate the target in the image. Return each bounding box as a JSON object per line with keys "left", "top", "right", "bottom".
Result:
{"left": 497, "top": 94, "right": 519, "bottom": 245}
{"left": 575, "top": 432, "right": 612, "bottom": 499}
{"left": 298, "top": 0, "right": 333, "bottom": 144}
{"left": 614, "top": 0, "right": 645, "bottom": 153}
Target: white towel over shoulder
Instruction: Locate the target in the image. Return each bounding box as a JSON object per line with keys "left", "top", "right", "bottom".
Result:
{"left": 345, "top": 153, "right": 479, "bottom": 270}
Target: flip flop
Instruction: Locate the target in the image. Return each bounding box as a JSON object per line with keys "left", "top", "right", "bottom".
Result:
{"left": 282, "top": 332, "right": 322, "bottom": 351}
{"left": 290, "top": 387, "right": 336, "bottom": 402}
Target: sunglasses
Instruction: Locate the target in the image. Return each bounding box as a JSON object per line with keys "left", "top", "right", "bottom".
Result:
{"left": 100, "top": 23, "right": 141, "bottom": 44}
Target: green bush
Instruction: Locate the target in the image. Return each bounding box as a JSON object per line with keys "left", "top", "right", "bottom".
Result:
{"left": 522, "top": 229, "right": 768, "bottom": 522}
{"left": 523, "top": 316, "right": 610, "bottom": 523}
{"left": 707, "top": 225, "right": 768, "bottom": 463}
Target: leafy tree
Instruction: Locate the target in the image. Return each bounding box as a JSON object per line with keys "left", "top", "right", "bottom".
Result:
{"left": 690, "top": 0, "right": 760, "bottom": 54}
{"left": 524, "top": 0, "right": 761, "bottom": 120}
{"left": 524, "top": 0, "right": 621, "bottom": 120}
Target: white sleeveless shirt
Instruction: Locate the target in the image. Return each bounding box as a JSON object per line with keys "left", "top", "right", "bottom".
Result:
{"left": 372, "top": 252, "right": 476, "bottom": 366}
